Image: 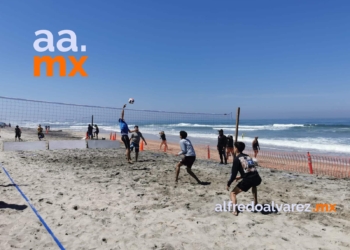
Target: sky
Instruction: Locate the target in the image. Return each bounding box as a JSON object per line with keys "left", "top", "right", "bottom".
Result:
{"left": 0, "top": 0, "right": 349, "bottom": 119}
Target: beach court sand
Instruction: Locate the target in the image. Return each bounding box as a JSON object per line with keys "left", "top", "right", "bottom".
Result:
{"left": 0, "top": 127, "right": 350, "bottom": 249}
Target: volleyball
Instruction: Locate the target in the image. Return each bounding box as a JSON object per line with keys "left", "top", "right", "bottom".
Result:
{"left": 128, "top": 98, "right": 134, "bottom": 104}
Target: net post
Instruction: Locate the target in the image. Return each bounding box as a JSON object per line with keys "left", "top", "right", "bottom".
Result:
{"left": 234, "top": 107, "right": 240, "bottom": 143}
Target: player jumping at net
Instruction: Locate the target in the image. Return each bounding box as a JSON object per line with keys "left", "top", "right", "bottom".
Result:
{"left": 226, "top": 141, "right": 262, "bottom": 216}
{"left": 175, "top": 131, "right": 202, "bottom": 185}
{"left": 119, "top": 104, "right": 135, "bottom": 164}
{"left": 129, "top": 125, "right": 147, "bottom": 162}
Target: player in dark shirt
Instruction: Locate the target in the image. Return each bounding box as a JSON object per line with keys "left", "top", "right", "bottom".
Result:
{"left": 87, "top": 124, "right": 93, "bottom": 139}
{"left": 94, "top": 125, "right": 99, "bottom": 139}
{"left": 15, "top": 125, "right": 22, "bottom": 141}
{"left": 226, "top": 141, "right": 262, "bottom": 216}
{"left": 217, "top": 129, "right": 227, "bottom": 164}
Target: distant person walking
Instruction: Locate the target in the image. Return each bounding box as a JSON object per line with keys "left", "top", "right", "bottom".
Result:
{"left": 217, "top": 129, "right": 227, "bottom": 164}
{"left": 159, "top": 131, "right": 168, "bottom": 151}
{"left": 226, "top": 135, "right": 234, "bottom": 162}
{"left": 15, "top": 125, "right": 22, "bottom": 141}
{"left": 119, "top": 104, "right": 135, "bottom": 163}
{"left": 226, "top": 141, "right": 262, "bottom": 216}
{"left": 129, "top": 125, "right": 147, "bottom": 162}
{"left": 87, "top": 124, "right": 93, "bottom": 139}
{"left": 175, "top": 131, "right": 201, "bottom": 184}
{"left": 37, "top": 124, "right": 44, "bottom": 140}
{"left": 94, "top": 125, "right": 99, "bottom": 139}
{"left": 252, "top": 137, "right": 260, "bottom": 158}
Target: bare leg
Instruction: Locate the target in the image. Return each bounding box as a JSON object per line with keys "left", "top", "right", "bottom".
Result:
{"left": 127, "top": 149, "right": 132, "bottom": 163}
{"left": 230, "top": 186, "right": 242, "bottom": 216}
{"left": 165, "top": 141, "right": 168, "bottom": 150}
{"left": 252, "top": 186, "right": 258, "bottom": 206}
{"left": 186, "top": 168, "right": 201, "bottom": 183}
{"left": 175, "top": 162, "right": 182, "bottom": 183}
{"left": 160, "top": 141, "right": 164, "bottom": 150}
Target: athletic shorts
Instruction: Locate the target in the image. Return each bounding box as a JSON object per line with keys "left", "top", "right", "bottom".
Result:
{"left": 217, "top": 146, "right": 225, "bottom": 152}
{"left": 130, "top": 142, "right": 139, "bottom": 152}
{"left": 15, "top": 133, "right": 21, "bottom": 138}
{"left": 236, "top": 174, "right": 261, "bottom": 192}
{"left": 180, "top": 156, "right": 196, "bottom": 168}
{"left": 121, "top": 135, "right": 130, "bottom": 149}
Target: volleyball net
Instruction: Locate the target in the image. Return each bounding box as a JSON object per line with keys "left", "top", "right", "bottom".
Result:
{"left": 0, "top": 96, "right": 349, "bottom": 178}
{"left": 0, "top": 95, "right": 232, "bottom": 128}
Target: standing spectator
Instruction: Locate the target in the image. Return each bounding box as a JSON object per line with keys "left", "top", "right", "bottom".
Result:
{"left": 159, "top": 131, "right": 168, "bottom": 151}
{"left": 94, "top": 125, "right": 100, "bottom": 140}
{"left": 252, "top": 137, "right": 260, "bottom": 158}
{"left": 37, "top": 125, "right": 44, "bottom": 140}
{"left": 226, "top": 135, "right": 234, "bottom": 162}
{"left": 87, "top": 124, "right": 93, "bottom": 139}
{"left": 15, "top": 125, "right": 22, "bottom": 141}
{"left": 217, "top": 129, "right": 227, "bottom": 164}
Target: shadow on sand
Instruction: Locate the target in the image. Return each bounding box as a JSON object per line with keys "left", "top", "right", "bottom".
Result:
{"left": 0, "top": 201, "right": 28, "bottom": 211}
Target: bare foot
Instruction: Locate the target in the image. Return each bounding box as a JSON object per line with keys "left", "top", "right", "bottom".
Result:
{"left": 232, "top": 210, "right": 239, "bottom": 216}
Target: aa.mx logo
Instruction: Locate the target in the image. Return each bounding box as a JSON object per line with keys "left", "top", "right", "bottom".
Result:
{"left": 33, "top": 30, "right": 87, "bottom": 77}
{"left": 313, "top": 203, "right": 336, "bottom": 213}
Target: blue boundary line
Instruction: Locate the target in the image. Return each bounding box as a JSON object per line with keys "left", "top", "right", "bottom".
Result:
{"left": 1, "top": 165, "right": 65, "bottom": 250}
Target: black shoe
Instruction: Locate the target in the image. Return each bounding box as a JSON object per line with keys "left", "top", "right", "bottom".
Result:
{"left": 219, "top": 162, "right": 223, "bottom": 164}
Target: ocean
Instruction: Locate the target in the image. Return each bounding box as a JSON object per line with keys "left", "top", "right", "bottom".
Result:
{"left": 12, "top": 118, "right": 350, "bottom": 157}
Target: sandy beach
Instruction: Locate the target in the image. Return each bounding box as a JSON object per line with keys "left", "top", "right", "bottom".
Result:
{"left": 0, "top": 127, "right": 350, "bottom": 249}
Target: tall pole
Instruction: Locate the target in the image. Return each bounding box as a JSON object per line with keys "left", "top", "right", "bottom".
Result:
{"left": 234, "top": 107, "right": 240, "bottom": 143}
{"left": 92, "top": 115, "right": 94, "bottom": 126}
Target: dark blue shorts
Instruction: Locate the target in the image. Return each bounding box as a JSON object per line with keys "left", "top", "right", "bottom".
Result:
{"left": 130, "top": 142, "right": 139, "bottom": 152}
